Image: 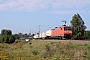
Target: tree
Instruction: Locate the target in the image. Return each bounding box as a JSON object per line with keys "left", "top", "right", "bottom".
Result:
{"left": 9, "top": 35, "right": 15, "bottom": 43}
{"left": 84, "top": 31, "right": 90, "bottom": 40}
{"left": 0, "top": 29, "right": 15, "bottom": 43}
{"left": 71, "top": 13, "right": 86, "bottom": 40}
{"left": 18, "top": 33, "right": 23, "bottom": 38}
{"left": 1, "top": 29, "right": 12, "bottom": 35}
{"left": 23, "top": 33, "right": 29, "bottom": 38}
{"left": 14, "top": 34, "right": 20, "bottom": 39}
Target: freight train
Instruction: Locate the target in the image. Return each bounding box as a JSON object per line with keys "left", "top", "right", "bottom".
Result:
{"left": 33, "top": 25, "right": 72, "bottom": 40}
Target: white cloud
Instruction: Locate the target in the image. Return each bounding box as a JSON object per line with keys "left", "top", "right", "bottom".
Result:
{"left": 0, "top": 0, "right": 89, "bottom": 12}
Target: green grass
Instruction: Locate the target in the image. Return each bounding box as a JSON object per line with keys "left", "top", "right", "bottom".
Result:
{"left": 0, "top": 40, "right": 90, "bottom": 60}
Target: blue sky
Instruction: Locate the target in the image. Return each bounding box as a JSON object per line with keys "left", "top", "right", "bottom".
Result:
{"left": 0, "top": 0, "right": 90, "bottom": 34}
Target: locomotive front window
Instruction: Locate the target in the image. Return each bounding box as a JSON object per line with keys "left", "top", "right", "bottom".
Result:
{"left": 64, "top": 27, "right": 72, "bottom": 30}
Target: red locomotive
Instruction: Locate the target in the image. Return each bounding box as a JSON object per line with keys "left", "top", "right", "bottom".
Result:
{"left": 51, "top": 25, "right": 72, "bottom": 39}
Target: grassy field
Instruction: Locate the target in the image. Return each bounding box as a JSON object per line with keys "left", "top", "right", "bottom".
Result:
{"left": 0, "top": 40, "right": 90, "bottom": 60}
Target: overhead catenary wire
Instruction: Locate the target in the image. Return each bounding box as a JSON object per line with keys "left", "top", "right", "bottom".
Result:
{"left": 79, "top": 5, "right": 90, "bottom": 14}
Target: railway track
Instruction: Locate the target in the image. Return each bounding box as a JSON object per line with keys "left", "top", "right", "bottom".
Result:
{"left": 36, "top": 39, "right": 90, "bottom": 44}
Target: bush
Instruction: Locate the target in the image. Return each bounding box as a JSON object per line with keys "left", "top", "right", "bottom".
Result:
{"left": 0, "top": 35, "right": 15, "bottom": 44}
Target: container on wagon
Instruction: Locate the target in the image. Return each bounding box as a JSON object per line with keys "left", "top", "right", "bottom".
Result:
{"left": 41, "top": 32, "right": 46, "bottom": 38}
{"left": 33, "top": 34, "right": 39, "bottom": 39}
{"left": 46, "top": 30, "right": 52, "bottom": 36}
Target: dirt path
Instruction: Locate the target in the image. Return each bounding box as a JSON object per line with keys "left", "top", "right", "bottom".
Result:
{"left": 42, "top": 40, "right": 90, "bottom": 44}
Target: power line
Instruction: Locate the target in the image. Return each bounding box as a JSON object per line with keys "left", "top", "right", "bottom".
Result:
{"left": 79, "top": 5, "right": 90, "bottom": 14}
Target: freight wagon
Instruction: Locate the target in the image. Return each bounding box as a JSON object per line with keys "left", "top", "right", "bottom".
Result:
{"left": 33, "top": 32, "right": 46, "bottom": 39}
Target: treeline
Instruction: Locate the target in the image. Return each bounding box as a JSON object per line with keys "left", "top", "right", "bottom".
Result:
{"left": 14, "top": 32, "right": 33, "bottom": 39}
{"left": 0, "top": 29, "right": 34, "bottom": 43}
